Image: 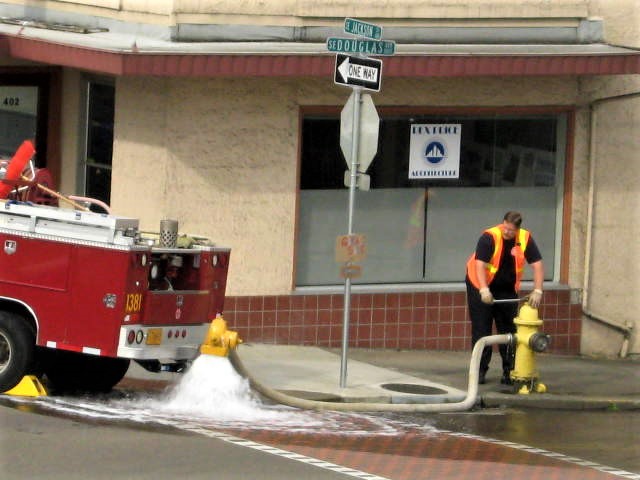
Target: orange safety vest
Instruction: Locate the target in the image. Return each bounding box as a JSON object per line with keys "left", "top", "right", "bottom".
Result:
{"left": 466, "top": 225, "right": 530, "bottom": 292}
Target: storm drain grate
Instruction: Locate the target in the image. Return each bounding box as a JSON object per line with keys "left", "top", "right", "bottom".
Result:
{"left": 380, "top": 383, "right": 448, "bottom": 395}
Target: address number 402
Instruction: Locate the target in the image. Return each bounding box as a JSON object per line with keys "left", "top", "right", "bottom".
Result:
{"left": 3, "top": 97, "right": 20, "bottom": 106}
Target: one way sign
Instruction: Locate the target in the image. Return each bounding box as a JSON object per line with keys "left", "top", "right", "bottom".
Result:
{"left": 334, "top": 54, "right": 382, "bottom": 92}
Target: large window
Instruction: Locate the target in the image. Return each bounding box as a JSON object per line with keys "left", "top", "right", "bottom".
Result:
{"left": 297, "top": 110, "right": 567, "bottom": 287}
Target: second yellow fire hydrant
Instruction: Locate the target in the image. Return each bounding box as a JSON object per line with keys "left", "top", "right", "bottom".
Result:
{"left": 200, "top": 315, "right": 242, "bottom": 357}
{"left": 511, "top": 303, "right": 551, "bottom": 394}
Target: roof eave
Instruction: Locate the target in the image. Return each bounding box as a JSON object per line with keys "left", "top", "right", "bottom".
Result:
{"left": 2, "top": 30, "right": 640, "bottom": 77}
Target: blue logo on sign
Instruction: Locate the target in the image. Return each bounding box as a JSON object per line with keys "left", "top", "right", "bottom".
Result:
{"left": 424, "top": 141, "right": 446, "bottom": 164}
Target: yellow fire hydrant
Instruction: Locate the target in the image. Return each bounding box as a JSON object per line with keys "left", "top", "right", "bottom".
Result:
{"left": 511, "top": 303, "right": 551, "bottom": 394}
{"left": 200, "top": 315, "right": 242, "bottom": 357}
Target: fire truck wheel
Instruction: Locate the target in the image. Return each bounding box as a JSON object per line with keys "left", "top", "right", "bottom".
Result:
{"left": 0, "top": 312, "right": 35, "bottom": 392}
{"left": 43, "top": 351, "right": 130, "bottom": 394}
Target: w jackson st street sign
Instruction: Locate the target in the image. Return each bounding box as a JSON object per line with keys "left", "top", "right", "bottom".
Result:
{"left": 327, "top": 18, "right": 395, "bottom": 56}
{"left": 344, "top": 18, "right": 382, "bottom": 40}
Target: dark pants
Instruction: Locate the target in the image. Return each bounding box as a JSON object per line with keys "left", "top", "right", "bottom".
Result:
{"left": 466, "top": 278, "right": 517, "bottom": 376}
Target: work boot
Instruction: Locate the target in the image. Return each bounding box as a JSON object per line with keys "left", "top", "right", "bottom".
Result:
{"left": 500, "top": 371, "right": 513, "bottom": 385}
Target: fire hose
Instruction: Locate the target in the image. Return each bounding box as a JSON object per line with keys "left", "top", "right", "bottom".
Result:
{"left": 228, "top": 334, "right": 513, "bottom": 413}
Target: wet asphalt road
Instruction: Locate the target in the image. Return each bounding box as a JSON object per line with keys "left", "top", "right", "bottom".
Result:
{"left": 424, "top": 408, "right": 640, "bottom": 474}
{"left": 1, "top": 391, "right": 638, "bottom": 480}
{"left": 0, "top": 402, "right": 351, "bottom": 480}
{"left": 341, "top": 348, "right": 640, "bottom": 475}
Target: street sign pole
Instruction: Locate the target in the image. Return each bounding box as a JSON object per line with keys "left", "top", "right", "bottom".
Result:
{"left": 331, "top": 17, "right": 388, "bottom": 389}
{"left": 340, "top": 87, "right": 362, "bottom": 388}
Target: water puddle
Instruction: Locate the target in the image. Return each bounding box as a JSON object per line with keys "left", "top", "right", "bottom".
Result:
{"left": 3, "top": 355, "right": 438, "bottom": 437}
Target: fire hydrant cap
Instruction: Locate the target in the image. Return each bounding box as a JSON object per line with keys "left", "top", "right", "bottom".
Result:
{"left": 200, "top": 315, "right": 242, "bottom": 357}
{"left": 514, "top": 304, "right": 543, "bottom": 326}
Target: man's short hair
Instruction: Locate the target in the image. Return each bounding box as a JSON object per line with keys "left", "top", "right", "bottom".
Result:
{"left": 503, "top": 211, "right": 523, "bottom": 228}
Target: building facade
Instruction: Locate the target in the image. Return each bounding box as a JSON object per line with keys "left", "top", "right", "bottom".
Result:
{"left": 1, "top": 0, "right": 639, "bottom": 357}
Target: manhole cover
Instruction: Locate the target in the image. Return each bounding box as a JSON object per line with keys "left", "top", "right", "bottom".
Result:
{"left": 381, "top": 383, "right": 448, "bottom": 395}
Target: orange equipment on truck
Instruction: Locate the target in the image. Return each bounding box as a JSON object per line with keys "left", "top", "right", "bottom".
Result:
{"left": 0, "top": 142, "right": 231, "bottom": 393}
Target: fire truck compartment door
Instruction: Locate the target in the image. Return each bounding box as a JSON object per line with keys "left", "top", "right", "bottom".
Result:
{"left": 142, "top": 291, "right": 210, "bottom": 325}
{"left": 0, "top": 235, "right": 71, "bottom": 291}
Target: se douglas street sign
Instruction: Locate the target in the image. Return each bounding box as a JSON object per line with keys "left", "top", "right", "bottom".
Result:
{"left": 326, "top": 37, "right": 396, "bottom": 56}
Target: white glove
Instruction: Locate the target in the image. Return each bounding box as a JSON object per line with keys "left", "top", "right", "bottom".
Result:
{"left": 479, "top": 287, "right": 494, "bottom": 304}
{"left": 528, "top": 289, "right": 543, "bottom": 308}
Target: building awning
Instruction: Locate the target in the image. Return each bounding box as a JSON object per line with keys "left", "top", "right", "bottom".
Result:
{"left": 1, "top": 23, "right": 639, "bottom": 77}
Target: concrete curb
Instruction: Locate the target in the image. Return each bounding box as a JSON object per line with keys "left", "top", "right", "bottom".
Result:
{"left": 481, "top": 392, "right": 640, "bottom": 410}
{"left": 274, "top": 389, "right": 640, "bottom": 411}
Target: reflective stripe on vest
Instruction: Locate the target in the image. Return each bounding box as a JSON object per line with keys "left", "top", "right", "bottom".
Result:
{"left": 466, "top": 225, "right": 530, "bottom": 291}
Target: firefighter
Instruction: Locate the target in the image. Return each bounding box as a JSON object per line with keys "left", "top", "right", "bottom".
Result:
{"left": 465, "top": 211, "right": 544, "bottom": 384}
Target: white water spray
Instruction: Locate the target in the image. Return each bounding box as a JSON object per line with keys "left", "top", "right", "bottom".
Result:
{"left": 155, "top": 354, "right": 284, "bottom": 422}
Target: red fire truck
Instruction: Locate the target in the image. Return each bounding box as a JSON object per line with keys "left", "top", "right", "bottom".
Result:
{"left": 0, "top": 142, "right": 231, "bottom": 393}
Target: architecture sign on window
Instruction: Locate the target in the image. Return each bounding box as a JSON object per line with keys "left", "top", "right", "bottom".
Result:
{"left": 408, "top": 124, "right": 461, "bottom": 179}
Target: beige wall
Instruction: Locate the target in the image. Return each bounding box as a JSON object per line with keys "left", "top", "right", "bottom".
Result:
{"left": 110, "top": 77, "right": 301, "bottom": 295}
{"left": 578, "top": 0, "right": 640, "bottom": 356}
{"left": 587, "top": 95, "right": 640, "bottom": 356}
{"left": 576, "top": 79, "right": 640, "bottom": 356}
{"left": 110, "top": 76, "right": 579, "bottom": 297}
{"left": 0, "top": 0, "right": 589, "bottom": 25}
{"left": 591, "top": 0, "right": 640, "bottom": 49}
{"left": 170, "top": 0, "right": 587, "bottom": 22}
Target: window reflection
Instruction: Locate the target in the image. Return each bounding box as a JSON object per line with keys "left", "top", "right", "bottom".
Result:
{"left": 298, "top": 113, "right": 564, "bottom": 286}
